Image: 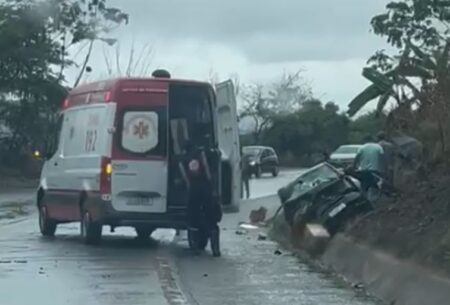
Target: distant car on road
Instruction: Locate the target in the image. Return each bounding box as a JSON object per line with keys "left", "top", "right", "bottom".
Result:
{"left": 243, "top": 145, "right": 279, "bottom": 178}
{"left": 329, "top": 144, "right": 362, "bottom": 169}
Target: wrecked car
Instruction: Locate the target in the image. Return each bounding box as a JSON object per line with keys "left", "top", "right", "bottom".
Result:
{"left": 278, "top": 162, "right": 373, "bottom": 236}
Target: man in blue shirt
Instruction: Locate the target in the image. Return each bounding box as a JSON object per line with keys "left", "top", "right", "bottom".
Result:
{"left": 352, "top": 135, "right": 385, "bottom": 202}
{"left": 354, "top": 135, "right": 385, "bottom": 174}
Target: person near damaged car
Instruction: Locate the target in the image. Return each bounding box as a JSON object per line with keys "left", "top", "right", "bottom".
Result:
{"left": 354, "top": 135, "right": 384, "bottom": 174}
{"left": 352, "top": 135, "right": 385, "bottom": 199}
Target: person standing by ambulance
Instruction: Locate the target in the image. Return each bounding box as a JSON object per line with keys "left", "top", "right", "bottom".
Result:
{"left": 241, "top": 152, "right": 251, "bottom": 199}
{"left": 184, "top": 137, "right": 222, "bottom": 257}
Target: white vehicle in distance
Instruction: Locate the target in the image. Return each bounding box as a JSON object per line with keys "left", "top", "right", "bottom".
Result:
{"left": 329, "top": 144, "right": 363, "bottom": 169}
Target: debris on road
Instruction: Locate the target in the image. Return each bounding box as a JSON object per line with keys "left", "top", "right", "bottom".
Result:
{"left": 0, "top": 260, "right": 11, "bottom": 264}
{"left": 302, "top": 224, "right": 330, "bottom": 256}
{"left": 249, "top": 206, "right": 267, "bottom": 224}
{"left": 274, "top": 249, "right": 282, "bottom": 256}
{"left": 14, "top": 260, "right": 27, "bottom": 264}
{"left": 257, "top": 233, "right": 267, "bottom": 241}
{"left": 235, "top": 229, "right": 247, "bottom": 235}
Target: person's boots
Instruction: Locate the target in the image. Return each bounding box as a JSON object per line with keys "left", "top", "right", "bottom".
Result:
{"left": 210, "top": 227, "right": 221, "bottom": 257}
{"left": 188, "top": 227, "right": 200, "bottom": 255}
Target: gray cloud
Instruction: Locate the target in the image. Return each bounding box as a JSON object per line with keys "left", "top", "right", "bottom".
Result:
{"left": 111, "top": 0, "right": 389, "bottom": 63}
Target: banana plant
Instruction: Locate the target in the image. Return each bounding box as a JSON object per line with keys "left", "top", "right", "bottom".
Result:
{"left": 348, "top": 40, "right": 450, "bottom": 117}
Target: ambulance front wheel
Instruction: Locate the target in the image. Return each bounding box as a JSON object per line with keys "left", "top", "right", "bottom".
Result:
{"left": 80, "top": 210, "right": 102, "bottom": 245}
{"left": 39, "top": 205, "right": 57, "bottom": 237}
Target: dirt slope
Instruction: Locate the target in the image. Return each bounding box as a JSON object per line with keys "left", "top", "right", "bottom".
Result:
{"left": 347, "top": 170, "right": 450, "bottom": 277}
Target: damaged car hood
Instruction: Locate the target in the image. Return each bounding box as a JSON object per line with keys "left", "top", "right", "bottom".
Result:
{"left": 278, "top": 162, "right": 342, "bottom": 205}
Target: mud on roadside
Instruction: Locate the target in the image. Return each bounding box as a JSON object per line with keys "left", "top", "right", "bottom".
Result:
{"left": 268, "top": 168, "right": 450, "bottom": 305}
{"left": 347, "top": 170, "right": 450, "bottom": 278}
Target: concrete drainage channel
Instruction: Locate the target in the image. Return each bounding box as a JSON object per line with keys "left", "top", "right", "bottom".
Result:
{"left": 269, "top": 213, "right": 450, "bottom": 305}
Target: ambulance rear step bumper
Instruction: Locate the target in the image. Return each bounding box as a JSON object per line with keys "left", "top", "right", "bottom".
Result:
{"left": 100, "top": 204, "right": 189, "bottom": 229}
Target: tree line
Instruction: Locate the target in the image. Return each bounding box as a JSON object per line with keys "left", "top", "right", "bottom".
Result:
{"left": 349, "top": 0, "right": 450, "bottom": 166}
{"left": 2, "top": 0, "right": 448, "bottom": 171}
{"left": 237, "top": 72, "right": 384, "bottom": 166}
{"left": 241, "top": 0, "right": 450, "bottom": 167}
{"left": 0, "top": 0, "right": 127, "bottom": 169}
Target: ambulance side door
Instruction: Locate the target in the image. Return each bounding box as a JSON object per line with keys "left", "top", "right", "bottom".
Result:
{"left": 215, "top": 80, "right": 241, "bottom": 211}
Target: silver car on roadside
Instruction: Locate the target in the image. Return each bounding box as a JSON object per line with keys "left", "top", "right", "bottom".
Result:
{"left": 329, "top": 145, "right": 362, "bottom": 169}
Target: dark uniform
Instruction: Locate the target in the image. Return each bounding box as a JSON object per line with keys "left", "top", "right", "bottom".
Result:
{"left": 184, "top": 143, "right": 222, "bottom": 257}
{"left": 241, "top": 154, "right": 251, "bottom": 199}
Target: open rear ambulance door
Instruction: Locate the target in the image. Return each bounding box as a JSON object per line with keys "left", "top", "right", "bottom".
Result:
{"left": 215, "top": 80, "right": 241, "bottom": 212}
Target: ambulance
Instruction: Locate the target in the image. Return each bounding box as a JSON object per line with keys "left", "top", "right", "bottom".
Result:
{"left": 36, "top": 71, "right": 241, "bottom": 244}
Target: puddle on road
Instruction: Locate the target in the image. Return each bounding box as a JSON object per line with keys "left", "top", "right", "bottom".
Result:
{"left": 0, "top": 200, "right": 33, "bottom": 222}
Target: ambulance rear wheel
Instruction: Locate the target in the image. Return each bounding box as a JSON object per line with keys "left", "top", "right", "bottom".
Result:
{"left": 80, "top": 210, "right": 102, "bottom": 245}
{"left": 39, "top": 205, "right": 57, "bottom": 237}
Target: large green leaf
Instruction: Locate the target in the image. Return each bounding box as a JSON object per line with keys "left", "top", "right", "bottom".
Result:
{"left": 362, "top": 67, "right": 395, "bottom": 91}
{"left": 397, "top": 76, "right": 423, "bottom": 102}
{"left": 407, "top": 41, "right": 437, "bottom": 70}
{"left": 348, "top": 84, "right": 384, "bottom": 117}
{"left": 376, "top": 91, "right": 391, "bottom": 115}
{"left": 436, "top": 40, "right": 450, "bottom": 79}
{"left": 397, "top": 63, "right": 433, "bottom": 79}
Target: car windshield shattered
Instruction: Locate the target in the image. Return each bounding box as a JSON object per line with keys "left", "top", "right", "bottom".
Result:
{"left": 286, "top": 163, "right": 340, "bottom": 200}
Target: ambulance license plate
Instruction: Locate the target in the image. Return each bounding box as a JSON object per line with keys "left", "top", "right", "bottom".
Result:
{"left": 127, "top": 197, "right": 153, "bottom": 206}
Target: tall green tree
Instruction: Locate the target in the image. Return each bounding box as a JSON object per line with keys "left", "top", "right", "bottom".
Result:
{"left": 348, "top": 0, "right": 450, "bottom": 117}
{"left": 263, "top": 100, "right": 349, "bottom": 165}
{"left": 0, "top": 0, "right": 127, "bottom": 163}
{"left": 239, "top": 70, "right": 312, "bottom": 143}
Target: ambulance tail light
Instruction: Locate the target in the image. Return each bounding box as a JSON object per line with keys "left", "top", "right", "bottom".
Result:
{"left": 100, "top": 157, "right": 112, "bottom": 195}
{"left": 61, "top": 98, "right": 69, "bottom": 110}
{"left": 104, "top": 91, "right": 112, "bottom": 102}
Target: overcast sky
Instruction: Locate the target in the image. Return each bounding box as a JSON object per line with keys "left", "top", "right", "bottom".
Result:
{"left": 69, "top": 0, "right": 391, "bottom": 111}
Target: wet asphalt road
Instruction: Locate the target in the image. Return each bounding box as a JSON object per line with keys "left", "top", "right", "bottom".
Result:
{"left": 0, "top": 170, "right": 383, "bottom": 305}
